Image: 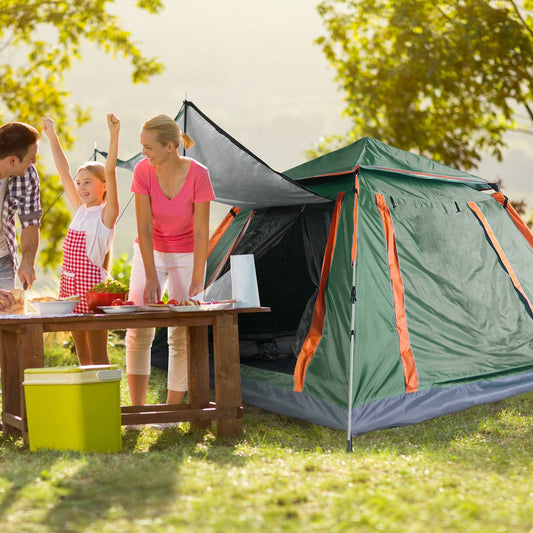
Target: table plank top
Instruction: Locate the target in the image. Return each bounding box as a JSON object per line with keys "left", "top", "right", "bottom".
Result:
{"left": 0, "top": 306, "right": 270, "bottom": 329}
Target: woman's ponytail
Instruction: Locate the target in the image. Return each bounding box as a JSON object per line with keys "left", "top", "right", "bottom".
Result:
{"left": 180, "top": 132, "right": 195, "bottom": 150}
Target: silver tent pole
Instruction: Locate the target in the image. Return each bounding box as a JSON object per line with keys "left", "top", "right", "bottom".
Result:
{"left": 347, "top": 172, "right": 359, "bottom": 452}
{"left": 347, "top": 261, "right": 356, "bottom": 452}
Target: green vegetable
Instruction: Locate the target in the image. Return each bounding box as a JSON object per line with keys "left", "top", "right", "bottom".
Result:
{"left": 88, "top": 279, "right": 129, "bottom": 294}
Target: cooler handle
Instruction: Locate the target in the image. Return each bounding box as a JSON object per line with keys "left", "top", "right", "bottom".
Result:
{"left": 96, "top": 369, "right": 122, "bottom": 381}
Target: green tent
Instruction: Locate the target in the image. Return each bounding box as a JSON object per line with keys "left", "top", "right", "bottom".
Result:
{"left": 125, "top": 101, "right": 533, "bottom": 444}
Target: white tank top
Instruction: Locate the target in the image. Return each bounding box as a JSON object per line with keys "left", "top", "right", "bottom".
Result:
{"left": 69, "top": 203, "right": 115, "bottom": 267}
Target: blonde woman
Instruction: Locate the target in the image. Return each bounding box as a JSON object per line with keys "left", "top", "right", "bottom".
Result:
{"left": 42, "top": 115, "right": 120, "bottom": 365}
{"left": 126, "top": 114, "right": 214, "bottom": 409}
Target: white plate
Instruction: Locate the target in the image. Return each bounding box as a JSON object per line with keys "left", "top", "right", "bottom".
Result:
{"left": 168, "top": 302, "right": 234, "bottom": 312}
{"left": 98, "top": 305, "right": 142, "bottom": 314}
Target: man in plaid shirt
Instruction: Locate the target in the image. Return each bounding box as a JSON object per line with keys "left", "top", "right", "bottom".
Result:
{"left": 0, "top": 122, "right": 42, "bottom": 291}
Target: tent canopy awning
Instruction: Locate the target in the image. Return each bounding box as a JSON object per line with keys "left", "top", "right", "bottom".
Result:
{"left": 174, "top": 102, "right": 329, "bottom": 209}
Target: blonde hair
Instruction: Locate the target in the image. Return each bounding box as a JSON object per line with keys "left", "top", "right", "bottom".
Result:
{"left": 76, "top": 161, "right": 105, "bottom": 183}
{"left": 76, "top": 161, "right": 106, "bottom": 199}
{"left": 142, "top": 114, "right": 195, "bottom": 150}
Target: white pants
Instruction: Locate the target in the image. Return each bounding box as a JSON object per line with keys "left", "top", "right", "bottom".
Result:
{"left": 125, "top": 243, "right": 194, "bottom": 391}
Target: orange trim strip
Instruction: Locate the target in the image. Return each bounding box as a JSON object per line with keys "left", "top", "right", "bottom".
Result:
{"left": 208, "top": 207, "right": 241, "bottom": 256}
{"left": 371, "top": 167, "right": 491, "bottom": 183}
{"left": 300, "top": 166, "right": 361, "bottom": 180}
{"left": 468, "top": 201, "right": 533, "bottom": 316}
{"left": 491, "top": 192, "right": 533, "bottom": 249}
{"left": 375, "top": 194, "right": 419, "bottom": 393}
{"left": 351, "top": 174, "right": 359, "bottom": 264}
{"left": 294, "top": 192, "right": 345, "bottom": 392}
{"left": 206, "top": 210, "right": 253, "bottom": 287}
{"left": 306, "top": 165, "right": 492, "bottom": 188}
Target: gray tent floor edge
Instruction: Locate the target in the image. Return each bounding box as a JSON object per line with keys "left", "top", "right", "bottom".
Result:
{"left": 351, "top": 371, "right": 533, "bottom": 437}
{"left": 241, "top": 377, "right": 347, "bottom": 432}
{"left": 241, "top": 371, "right": 533, "bottom": 438}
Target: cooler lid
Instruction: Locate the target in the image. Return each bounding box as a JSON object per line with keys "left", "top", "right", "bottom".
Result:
{"left": 24, "top": 365, "right": 122, "bottom": 385}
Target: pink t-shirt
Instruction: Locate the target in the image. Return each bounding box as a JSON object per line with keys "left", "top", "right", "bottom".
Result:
{"left": 131, "top": 157, "right": 215, "bottom": 253}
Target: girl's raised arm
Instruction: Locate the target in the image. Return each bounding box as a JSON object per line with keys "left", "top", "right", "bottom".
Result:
{"left": 101, "top": 113, "right": 120, "bottom": 229}
{"left": 41, "top": 117, "right": 81, "bottom": 210}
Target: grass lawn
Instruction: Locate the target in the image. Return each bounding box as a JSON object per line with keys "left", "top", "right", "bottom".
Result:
{"left": 1, "top": 332, "right": 532, "bottom": 532}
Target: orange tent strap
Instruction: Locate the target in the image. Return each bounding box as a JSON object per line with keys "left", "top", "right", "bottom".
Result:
{"left": 206, "top": 209, "right": 252, "bottom": 287}
{"left": 468, "top": 201, "right": 533, "bottom": 315}
{"left": 491, "top": 192, "right": 533, "bottom": 249}
{"left": 375, "top": 194, "right": 419, "bottom": 393}
{"left": 351, "top": 174, "right": 359, "bottom": 265}
{"left": 294, "top": 192, "right": 345, "bottom": 392}
{"left": 208, "top": 207, "right": 242, "bottom": 256}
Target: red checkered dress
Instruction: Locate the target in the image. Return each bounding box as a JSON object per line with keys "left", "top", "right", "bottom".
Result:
{"left": 59, "top": 229, "right": 106, "bottom": 313}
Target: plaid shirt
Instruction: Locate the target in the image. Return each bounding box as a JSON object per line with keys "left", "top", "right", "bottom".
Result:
{"left": 2, "top": 164, "right": 42, "bottom": 271}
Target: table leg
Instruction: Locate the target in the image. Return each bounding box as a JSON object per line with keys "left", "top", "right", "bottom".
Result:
{"left": 187, "top": 325, "right": 210, "bottom": 430}
{"left": 1, "top": 323, "right": 44, "bottom": 440}
{"left": 212, "top": 313, "right": 243, "bottom": 436}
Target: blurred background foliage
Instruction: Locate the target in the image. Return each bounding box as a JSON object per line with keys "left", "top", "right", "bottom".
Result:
{"left": 313, "top": 0, "right": 533, "bottom": 170}
{"left": 0, "top": 0, "right": 164, "bottom": 269}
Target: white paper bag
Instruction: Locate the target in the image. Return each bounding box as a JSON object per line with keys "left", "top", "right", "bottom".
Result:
{"left": 230, "top": 254, "right": 260, "bottom": 308}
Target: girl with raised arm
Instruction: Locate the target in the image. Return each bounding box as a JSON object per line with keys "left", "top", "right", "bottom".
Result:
{"left": 42, "top": 114, "right": 120, "bottom": 365}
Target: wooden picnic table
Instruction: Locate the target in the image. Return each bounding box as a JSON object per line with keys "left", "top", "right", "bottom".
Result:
{"left": 0, "top": 305, "right": 269, "bottom": 442}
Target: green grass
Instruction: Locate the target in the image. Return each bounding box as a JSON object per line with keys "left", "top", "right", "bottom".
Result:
{"left": 1, "top": 333, "right": 533, "bottom": 532}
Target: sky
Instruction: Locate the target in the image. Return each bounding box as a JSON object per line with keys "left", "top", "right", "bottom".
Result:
{"left": 37, "top": 0, "right": 533, "bottom": 264}
{"left": 59, "top": 0, "right": 348, "bottom": 170}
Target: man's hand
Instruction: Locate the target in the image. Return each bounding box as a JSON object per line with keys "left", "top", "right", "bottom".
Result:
{"left": 0, "top": 289, "right": 15, "bottom": 311}
{"left": 17, "top": 259, "right": 36, "bottom": 289}
{"left": 19, "top": 224, "right": 39, "bottom": 289}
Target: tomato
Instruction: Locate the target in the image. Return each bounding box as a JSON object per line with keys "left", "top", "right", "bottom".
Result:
{"left": 111, "top": 298, "right": 124, "bottom": 306}
{"left": 157, "top": 300, "right": 165, "bottom": 305}
{"left": 123, "top": 300, "right": 135, "bottom": 306}
{"left": 168, "top": 299, "right": 179, "bottom": 305}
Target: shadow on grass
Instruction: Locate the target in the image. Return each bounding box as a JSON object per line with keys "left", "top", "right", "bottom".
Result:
{"left": 0, "top": 430, "right": 197, "bottom": 530}
{"left": 0, "top": 435, "right": 57, "bottom": 523}
{"left": 43, "top": 451, "right": 181, "bottom": 530}
{"left": 1, "top": 392, "right": 531, "bottom": 530}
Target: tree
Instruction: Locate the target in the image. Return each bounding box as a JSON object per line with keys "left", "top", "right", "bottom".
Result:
{"left": 314, "top": 0, "right": 533, "bottom": 170}
{"left": 0, "top": 0, "right": 164, "bottom": 269}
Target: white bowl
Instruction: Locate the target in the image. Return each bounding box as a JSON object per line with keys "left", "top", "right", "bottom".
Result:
{"left": 31, "top": 300, "right": 79, "bottom": 315}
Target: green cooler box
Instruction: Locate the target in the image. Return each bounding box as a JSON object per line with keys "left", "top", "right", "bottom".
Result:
{"left": 23, "top": 365, "right": 122, "bottom": 452}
